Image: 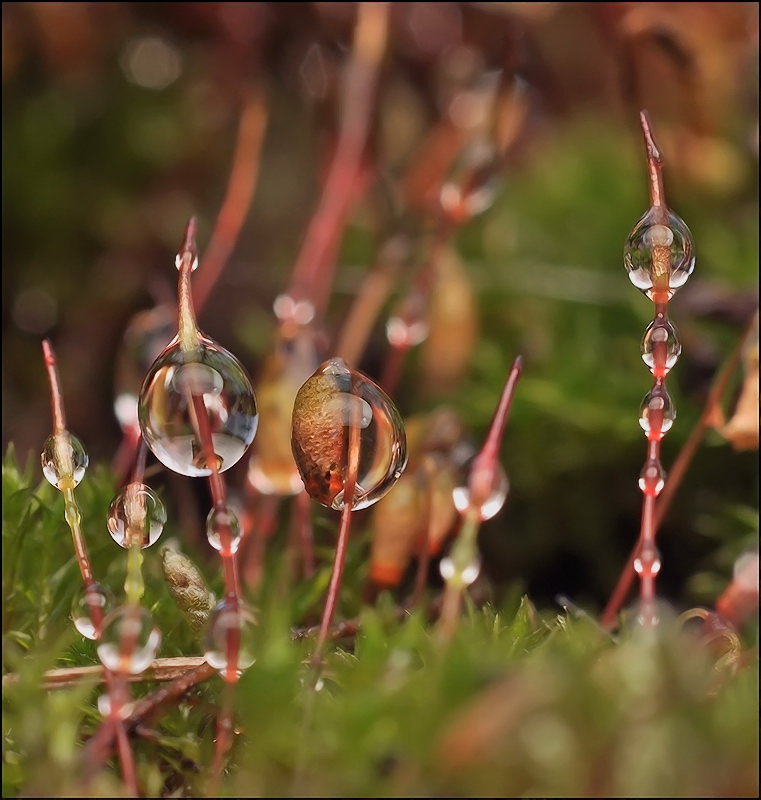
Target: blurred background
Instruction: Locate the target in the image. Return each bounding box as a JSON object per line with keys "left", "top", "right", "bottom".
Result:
{"left": 2, "top": 2, "right": 758, "bottom": 613}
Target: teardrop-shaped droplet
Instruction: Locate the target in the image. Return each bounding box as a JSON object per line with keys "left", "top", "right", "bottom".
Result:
{"left": 41, "top": 432, "right": 89, "bottom": 491}
{"left": 439, "top": 553, "right": 481, "bottom": 587}
{"left": 439, "top": 139, "right": 499, "bottom": 222}
{"left": 638, "top": 460, "right": 666, "bottom": 496}
{"left": 71, "top": 582, "right": 114, "bottom": 640}
{"left": 107, "top": 483, "right": 166, "bottom": 548}
{"left": 97, "top": 694, "right": 135, "bottom": 720}
{"left": 633, "top": 543, "right": 662, "bottom": 577}
{"left": 203, "top": 599, "right": 257, "bottom": 682}
{"left": 641, "top": 319, "right": 681, "bottom": 374}
{"left": 97, "top": 605, "right": 162, "bottom": 675}
{"left": 291, "top": 358, "right": 408, "bottom": 511}
{"left": 624, "top": 209, "right": 695, "bottom": 299}
{"left": 138, "top": 335, "right": 258, "bottom": 477}
{"left": 638, "top": 387, "right": 676, "bottom": 438}
{"left": 206, "top": 504, "right": 242, "bottom": 555}
{"left": 452, "top": 457, "right": 509, "bottom": 521}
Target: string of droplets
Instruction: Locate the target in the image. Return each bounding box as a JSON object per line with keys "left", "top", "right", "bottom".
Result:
{"left": 624, "top": 111, "right": 695, "bottom": 627}
{"left": 138, "top": 218, "right": 259, "bottom": 683}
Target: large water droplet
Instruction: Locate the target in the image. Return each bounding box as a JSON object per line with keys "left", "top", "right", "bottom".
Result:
{"left": 97, "top": 605, "right": 162, "bottom": 675}
{"left": 204, "top": 599, "right": 257, "bottom": 682}
{"left": 71, "top": 583, "right": 114, "bottom": 640}
{"left": 291, "top": 358, "right": 408, "bottom": 510}
{"left": 624, "top": 209, "right": 695, "bottom": 299}
{"left": 638, "top": 387, "right": 675, "bottom": 438}
{"left": 107, "top": 483, "right": 166, "bottom": 548}
{"left": 41, "top": 432, "right": 88, "bottom": 491}
{"left": 138, "top": 335, "right": 258, "bottom": 477}
{"left": 641, "top": 319, "right": 681, "bottom": 374}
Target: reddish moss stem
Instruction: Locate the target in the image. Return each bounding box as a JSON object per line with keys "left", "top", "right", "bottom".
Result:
{"left": 281, "top": 2, "right": 389, "bottom": 327}
{"left": 195, "top": 87, "right": 269, "bottom": 313}
{"left": 600, "top": 312, "right": 755, "bottom": 630}
{"left": 311, "top": 402, "right": 361, "bottom": 667}
{"left": 41, "top": 340, "right": 66, "bottom": 433}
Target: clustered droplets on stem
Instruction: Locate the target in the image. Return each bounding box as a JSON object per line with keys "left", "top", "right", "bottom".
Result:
{"left": 437, "top": 356, "right": 522, "bottom": 640}
{"left": 138, "top": 218, "right": 260, "bottom": 780}
{"left": 624, "top": 110, "right": 695, "bottom": 627}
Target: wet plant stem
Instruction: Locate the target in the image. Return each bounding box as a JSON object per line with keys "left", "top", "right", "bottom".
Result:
{"left": 311, "top": 403, "right": 361, "bottom": 668}
{"left": 600, "top": 311, "right": 756, "bottom": 630}
{"left": 42, "top": 340, "right": 138, "bottom": 793}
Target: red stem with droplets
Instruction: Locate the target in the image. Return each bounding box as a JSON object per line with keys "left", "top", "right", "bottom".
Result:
{"left": 600, "top": 311, "right": 756, "bottom": 630}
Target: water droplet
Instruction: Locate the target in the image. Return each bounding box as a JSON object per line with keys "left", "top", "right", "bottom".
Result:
{"left": 452, "top": 458, "right": 509, "bottom": 521}
{"left": 97, "top": 694, "right": 135, "bottom": 720}
{"left": 291, "top": 358, "right": 408, "bottom": 510}
{"left": 633, "top": 544, "right": 662, "bottom": 577}
{"left": 175, "top": 251, "right": 199, "bottom": 273}
{"left": 624, "top": 209, "right": 695, "bottom": 299}
{"left": 206, "top": 505, "right": 242, "bottom": 555}
{"left": 273, "top": 294, "right": 315, "bottom": 327}
{"left": 41, "top": 432, "right": 88, "bottom": 490}
{"left": 97, "top": 605, "right": 162, "bottom": 675}
{"left": 386, "top": 316, "right": 429, "bottom": 348}
{"left": 439, "top": 139, "right": 499, "bottom": 222}
{"left": 638, "top": 460, "right": 666, "bottom": 496}
{"left": 138, "top": 335, "right": 258, "bottom": 477}
{"left": 107, "top": 483, "right": 166, "bottom": 548}
{"left": 71, "top": 583, "right": 113, "bottom": 640}
{"left": 439, "top": 553, "right": 480, "bottom": 587}
{"left": 638, "top": 387, "right": 675, "bottom": 438}
{"left": 641, "top": 319, "right": 681, "bottom": 374}
{"left": 204, "top": 599, "right": 257, "bottom": 682}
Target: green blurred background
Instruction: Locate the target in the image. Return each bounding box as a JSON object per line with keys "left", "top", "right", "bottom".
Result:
{"left": 2, "top": 2, "right": 758, "bottom": 613}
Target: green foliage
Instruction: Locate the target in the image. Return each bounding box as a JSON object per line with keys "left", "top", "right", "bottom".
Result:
{"left": 2, "top": 450, "right": 757, "bottom": 797}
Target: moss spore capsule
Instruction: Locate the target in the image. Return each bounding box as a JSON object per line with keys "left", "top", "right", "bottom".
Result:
{"left": 291, "top": 358, "right": 407, "bottom": 510}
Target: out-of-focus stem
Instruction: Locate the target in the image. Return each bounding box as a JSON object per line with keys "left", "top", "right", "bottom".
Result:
{"left": 195, "top": 88, "right": 269, "bottom": 313}
{"left": 283, "top": 2, "right": 390, "bottom": 325}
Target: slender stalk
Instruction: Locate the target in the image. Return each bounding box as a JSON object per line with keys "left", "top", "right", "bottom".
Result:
{"left": 436, "top": 357, "right": 523, "bottom": 639}
{"left": 311, "top": 401, "right": 361, "bottom": 667}
{"left": 194, "top": 87, "right": 269, "bottom": 313}
{"left": 279, "top": 2, "right": 389, "bottom": 330}
{"left": 42, "top": 340, "right": 138, "bottom": 791}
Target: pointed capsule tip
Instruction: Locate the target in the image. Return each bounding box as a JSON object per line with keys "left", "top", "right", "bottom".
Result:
{"left": 639, "top": 110, "right": 662, "bottom": 164}
{"left": 182, "top": 217, "right": 198, "bottom": 252}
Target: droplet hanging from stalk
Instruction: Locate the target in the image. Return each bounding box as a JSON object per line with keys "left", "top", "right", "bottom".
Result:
{"left": 291, "top": 358, "right": 408, "bottom": 511}
{"left": 138, "top": 219, "right": 259, "bottom": 477}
